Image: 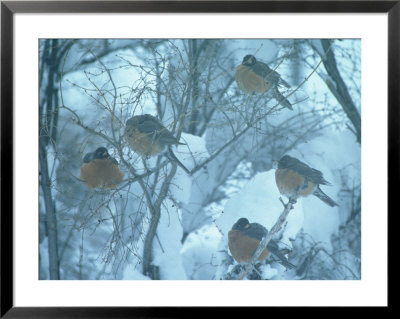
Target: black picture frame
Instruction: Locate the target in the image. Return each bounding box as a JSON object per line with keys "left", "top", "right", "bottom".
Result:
{"left": 1, "top": 1, "right": 396, "bottom": 317}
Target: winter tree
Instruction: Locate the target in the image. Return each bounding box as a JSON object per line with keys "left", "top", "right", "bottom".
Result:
{"left": 39, "top": 39, "right": 360, "bottom": 280}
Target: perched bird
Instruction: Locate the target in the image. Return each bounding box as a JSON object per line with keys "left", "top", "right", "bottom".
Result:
{"left": 124, "top": 114, "right": 190, "bottom": 174}
{"left": 274, "top": 155, "right": 338, "bottom": 207}
{"left": 235, "top": 54, "right": 293, "bottom": 110}
{"left": 228, "top": 217, "right": 295, "bottom": 269}
{"left": 79, "top": 147, "right": 123, "bottom": 189}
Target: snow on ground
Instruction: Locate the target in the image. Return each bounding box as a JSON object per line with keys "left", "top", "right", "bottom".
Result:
{"left": 122, "top": 267, "right": 151, "bottom": 280}
{"left": 180, "top": 224, "right": 222, "bottom": 280}
{"left": 259, "top": 264, "right": 279, "bottom": 279}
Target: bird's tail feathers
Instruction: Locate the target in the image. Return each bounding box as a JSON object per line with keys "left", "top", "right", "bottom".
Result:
{"left": 167, "top": 147, "right": 191, "bottom": 174}
{"left": 270, "top": 249, "right": 296, "bottom": 270}
{"left": 313, "top": 186, "right": 338, "bottom": 207}
{"left": 273, "top": 88, "right": 293, "bottom": 110}
{"left": 279, "top": 78, "right": 291, "bottom": 89}
{"left": 160, "top": 135, "right": 186, "bottom": 146}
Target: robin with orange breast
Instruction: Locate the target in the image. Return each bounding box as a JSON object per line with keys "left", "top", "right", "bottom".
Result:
{"left": 274, "top": 155, "right": 338, "bottom": 207}
{"left": 124, "top": 114, "right": 190, "bottom": 174}
{"left": 235, "top": 54, "right": 292, "bottom": 110}
{"left": 228, "top": 217, "right": 295, "bottom": 269}
{"left": 79, "top": 147, "right": 123, "bottom": 189}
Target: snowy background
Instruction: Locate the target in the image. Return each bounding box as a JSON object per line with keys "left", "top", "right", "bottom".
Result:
{"left": 39, "top": 39, "right": 361, "bottom": 280}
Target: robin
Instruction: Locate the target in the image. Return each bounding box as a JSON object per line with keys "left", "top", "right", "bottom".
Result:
{"left": 124, "top": 114, "right": 190, "bottom": 174}
{"left": 235, "top": 54, "right": 293, "bottom": 110}
{"left": 79, "top": 147, "right": 123, "bottom": 189}
{"left": 228, "top": 217, "right": 295, "bottom": 269}
{"left": 274, "top": 155, "right": 338, "bottom": 207}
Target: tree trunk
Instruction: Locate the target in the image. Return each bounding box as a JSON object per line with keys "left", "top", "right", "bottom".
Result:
{"left": 39, "top": 143, "right": 60, "bottom": 279}
{"left": 320, "top": 39, "right": 361, "bottom": 144}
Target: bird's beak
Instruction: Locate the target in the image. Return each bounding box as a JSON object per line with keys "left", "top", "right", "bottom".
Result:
{"left": 244, "top": 224, "right": 250, "bottom": 229}
{"left": 103, "top": 151, "right": 108, "bottom": 156}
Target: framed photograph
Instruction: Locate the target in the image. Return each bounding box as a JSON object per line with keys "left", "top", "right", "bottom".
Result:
{"left": 1, "top": 0, "right": 396, "bottom": 316}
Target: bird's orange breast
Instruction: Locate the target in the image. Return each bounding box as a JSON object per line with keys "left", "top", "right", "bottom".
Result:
{"left": 275, "top": 168, "right": 315, "bottom": 198}
{"left": 126, "top": 129, "right": 163, "bottom": 157}
{"left": 80, "top": 158, "right": 123, "bottom": 189}
{"left": 235, "top": 64, "right": 271, "bottom": 94}
{"left": 228, "top": 230, "right": 269, "bottom": 263}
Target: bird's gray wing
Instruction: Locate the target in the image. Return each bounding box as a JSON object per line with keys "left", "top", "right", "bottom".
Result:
{"left": 272, "top": 87, "right": 293, "bottom": 110}
{"left": 267, "top": 241, "right": 296, "bottom": 269}
{"left": 138, "top": 118, "right": 181, "bottom": 145}
{"left": 244, "top": 223, "right": 268, "bottom": 241}
{"left": 109, "top": 156, "right": 119, "bottom": 166}
{"left": 285, "top": 157, "right": 330, "bottom": 185}
{"left": 252, "top": 62, "right": 279, "bottom": 82}
{"left": 83, "top": 152, "right": 94, "bottom": 163}
{"left": 137, "top": 118, "right": 164, "bottom": 134}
